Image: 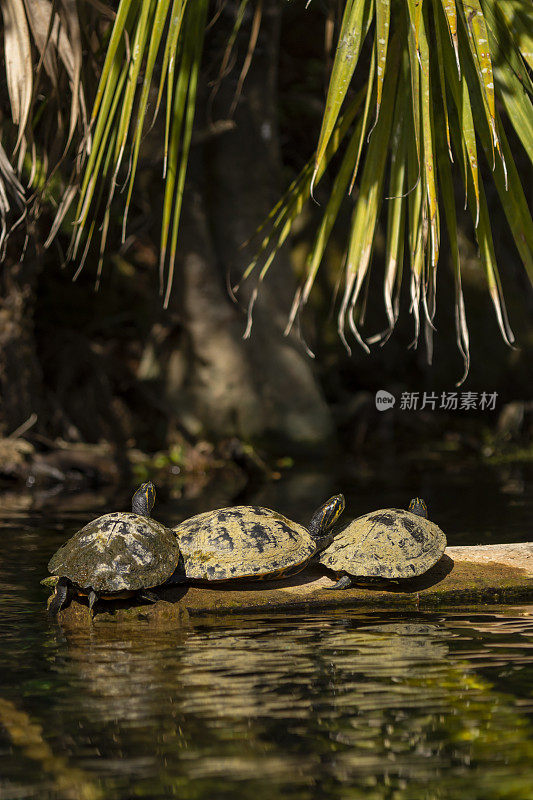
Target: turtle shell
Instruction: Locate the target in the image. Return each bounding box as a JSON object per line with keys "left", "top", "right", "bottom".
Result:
{"left": 319, "top": 508, "right": 446, "bottom": 579}
{"left": 173, "top": 505, "right": 318, "bottom": 581}
{"left": 48, "top": 512, "right": 182, "bottom": 593}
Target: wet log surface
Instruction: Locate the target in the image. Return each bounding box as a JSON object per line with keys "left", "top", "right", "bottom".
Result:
{"left": 56, "top": 543, "right": 533, "bottom": 628}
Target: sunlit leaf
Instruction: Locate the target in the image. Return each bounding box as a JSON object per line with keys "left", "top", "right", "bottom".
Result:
{"left": 372, "top": 0, "right": 390, "bottom": 130}
{"left": 494, "top": 0, "right": 533, "bottom": 73}
{"left": 418, "top": 6, "right": 439, "bottom": 279}
{"left": 72, "top": 52, "right": 130, "bottom": 257}
{"left": 161, "top": 0, "right": 208, "bottom": 308}
{"left": 492, "top": 113, "right": 533, "bottom": 284}
{"left": 439, "top": 12, "right": 481, "bottom": 226}
{"left": 36, "top": 0, "right": 531, "bottom": 377}
{"left": 2, "top": 0, "right": 33, "bottom": 149}
{"left": 123, "top": 0, "right": 174, "bottom": 237}
{"left": 405, "top": 0, "right": 421, "bottom": 166}
{"left": 493, "top": 50, "right": 533, "bottom": 163}
{"left": 436, "top": 102, "right": 469, "bottom": 385}
{"left": 112, "top": 0, "right": 154, "bottom": 172}
{"left": 463, "top": 51, "right": 533, "bottom": 282}
{"left": 338, "top": 35, "right": 400, "bottom": 352}
{"left": 0, "top": 141, "right": 26, "bottom": 255}
{"left": 348, "top": 47, "right": 375, "bottom": 193}
{"left": 152, "top": 0, "right": 187, "bottom": 134}
{"left": 407, "top": 115, "right": 425, "bottom": 347}
{"left": 481, "top": 0, "right": 533, "bottom": 97}
{"left": 473, "top": 180, "right": 515, "bottom": 348}
{"left": 368, "top": 56, "right": 408, "bottom": 345}
{"left": 245, "top": 89, "right": 365, "bottom": 287}
{"left": 287, "top": 114, "right": 366, "bottom": 333}
{"left": 163, "top": 0, "right": 188, "bottom": 174}
{"left": 432, "top": 0, "right": 453, "bottom": 160}
{"left": 440, "top": 0, "right": 461, "bottom": 74}
{"left": 313, "top": 0, "right": 374, "bottom": 188}
{"left": 91, "top": 0, "right": 140, "bottom": 123}
{"left": 458, "top": 0, "right": 502, "bottom": 170}
{"left": 57, "top": 0, "right": 84, "bottom": 145}
{"left": 230, "top": 0, "right": 263, "bottom": 115}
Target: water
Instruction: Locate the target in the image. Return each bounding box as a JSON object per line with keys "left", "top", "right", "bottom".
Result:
{"left": 1, "top": 462, "right": 532, "bottom": 800}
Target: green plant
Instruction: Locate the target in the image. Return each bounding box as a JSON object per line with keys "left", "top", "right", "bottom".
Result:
{"left": 242, "top": 0, "right": 533, "bottom": 382}
{"left": 0, "top": 0, "right": 86, "bottom": 247}
{"left": 1, "top": 0, "right": 531, "bottom": 382}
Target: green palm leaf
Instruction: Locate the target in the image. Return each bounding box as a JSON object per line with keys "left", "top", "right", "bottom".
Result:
{"left": 71, "top": 0, "right": 205, "bottom": 303}
{"left": 440, "top": 0, "right": 461, "bottom": 74}
{"left": 247, "top": 0, "right": 532, "bottom": 381}
{"left": 52, "top": 0, "right": 532, "bottom": 383}
{"left": 312, "top": 0, "right": 374, "bottom": 190}
{"left": 371, "top": 0, "right": 390, "bottom": 130}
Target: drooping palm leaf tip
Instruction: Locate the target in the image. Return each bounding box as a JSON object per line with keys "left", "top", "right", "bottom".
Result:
{"left": 244, "top": 0, "right": 533, "bottom": 384}
{"left": 51, "top": 0, "right": 531, "bottom": 383}
{"left": 0, "top": 0, "right": 86, "bottom": 253}
{"left": 70, "top": 0, "right": 208, "bottom": 302}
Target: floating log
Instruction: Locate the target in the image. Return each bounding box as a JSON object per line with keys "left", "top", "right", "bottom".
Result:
{"left": 54, "top": 543, "right": 533, "bottom": 628}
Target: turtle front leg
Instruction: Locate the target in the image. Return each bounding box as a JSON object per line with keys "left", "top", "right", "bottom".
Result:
{"left": 47, "top": 578, "right": 70, "bottom": 615}
{"left": 326, "top": 574, "right": 353, "bottom": 590}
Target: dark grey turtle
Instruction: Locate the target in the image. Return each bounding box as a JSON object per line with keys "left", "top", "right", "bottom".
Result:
{"left": 320, "top": 498, "right": 447, "bottom": 589}
{"left": 173, "top": 494, "right": 345, "bottom": 582}
{"left": 44, "top": 482, "right": 183, "bottom": 615}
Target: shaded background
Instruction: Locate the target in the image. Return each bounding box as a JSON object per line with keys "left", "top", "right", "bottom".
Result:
{"left": 0, "top": 0, "right": 531, "bottom": 490}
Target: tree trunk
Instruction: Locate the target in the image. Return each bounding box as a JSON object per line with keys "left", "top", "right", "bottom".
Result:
{"left": 0, "top": 252, "right": 45, "bottom": 437}
{"left": 158, "top": 0, "right": 335, "bottom": 452}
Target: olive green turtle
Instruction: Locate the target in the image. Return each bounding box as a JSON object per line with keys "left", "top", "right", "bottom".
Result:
{"left": 320, "top": 498, "right": 447, "bottom": 589}
{"left": 173, "top": 494, "right": 345, "bottom": 582}
{"left": 44, "top": 482, "right": 184, "bottom": 615}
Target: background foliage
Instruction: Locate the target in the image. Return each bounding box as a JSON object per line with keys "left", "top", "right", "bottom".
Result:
{"left": 0, "top": 0, "right": 531, "bottom": 460}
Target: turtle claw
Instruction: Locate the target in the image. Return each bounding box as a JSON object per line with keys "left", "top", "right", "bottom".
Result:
{"left": 326, "top": 575, "right": 353, "bottom": 590}
{"left": 140, "top": 591, "right": 159, "bottom": 604}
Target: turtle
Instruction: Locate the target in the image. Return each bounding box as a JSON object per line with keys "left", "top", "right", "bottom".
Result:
{"left": 172, "top": 493, "right": 346, "bottom": 582}
{"left": 44, "top": 482, "right": 184, "bottom": 615}
{"left": 319, "top": 497, "right": 447, "bottom": 589}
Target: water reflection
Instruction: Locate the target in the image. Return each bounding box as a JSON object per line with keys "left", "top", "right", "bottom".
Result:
{"left": 2, "top": 615, "right": 520, "bottom": 800}
{"left": 1, "top": 462, "right": 532, "bottom": 800}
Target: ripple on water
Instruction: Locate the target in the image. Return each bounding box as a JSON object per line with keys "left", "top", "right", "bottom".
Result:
{"left": 1, "top": 468, "right": 533, "bottom": 800}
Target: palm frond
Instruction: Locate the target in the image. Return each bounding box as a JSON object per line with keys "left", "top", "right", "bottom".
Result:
{"left": 71, "top": 0, "right": 210, "bottom": 304}
{"left": 0, "top": 0, "right": 86, "bottom": 248}
{"left": 2, "top": 0, "right": 33, "bottom": 151}
{"left": 0, "top": 139, "right": 26, "bottom": 256}
{"left": 247, "top": 0, "right": 533, "bottom": 383}
{"left": 312, "top": 0, "right": 374, "bottom": 191}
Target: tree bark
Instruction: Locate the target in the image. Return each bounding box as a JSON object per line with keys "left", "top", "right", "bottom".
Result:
{"left": 159, "top": 0, "right": 335, "bottom": 452}
{"left": 0, "top": 252, "right": 45, "bottom": 437}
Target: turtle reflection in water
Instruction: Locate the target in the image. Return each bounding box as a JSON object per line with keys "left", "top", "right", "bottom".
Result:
{"left": 173, "top": 494, "right": 345, "bottom": 582}
{"left": 43, "top": 482, "right": 184, "bottom": 615}
{"left": 320, "top": 498, "right": 447, "bottom": 589}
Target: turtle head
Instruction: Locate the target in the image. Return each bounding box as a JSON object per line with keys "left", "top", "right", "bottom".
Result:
{"left": 308, "top": 494, "right": 345, "bottom": 540}
{"left": 132, "top": 482, "right": 156, "bottom": 517}
{"left": 408, "top": 497, "right": 428, "bottom": 518}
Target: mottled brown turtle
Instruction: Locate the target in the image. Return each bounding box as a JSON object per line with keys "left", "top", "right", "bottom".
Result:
{"left": 173, "top": 494, "right": 345, "bottom": 582}
{"left": 44, "top": 482, "right": 183, "bottom": 614}
{"left": 320, "top": 498, "right": 447, "bottom": 589}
